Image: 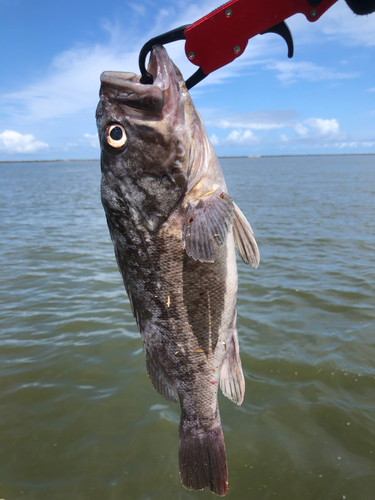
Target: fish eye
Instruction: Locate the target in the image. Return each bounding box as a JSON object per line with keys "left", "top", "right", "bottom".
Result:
{"left": 104, "top": 124, "right": 127, "bottom": 148}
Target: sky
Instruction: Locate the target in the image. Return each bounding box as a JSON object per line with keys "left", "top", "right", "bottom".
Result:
{"left": 0, "top": 0, "right": 374, "bottom": 160}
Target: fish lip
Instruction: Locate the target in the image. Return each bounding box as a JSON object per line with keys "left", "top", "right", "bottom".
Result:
{"left": 100, "top": 71, "right": 139, "bottom": 87}
{"left": 99, "top": 71, "right": 153, "bottom": 95}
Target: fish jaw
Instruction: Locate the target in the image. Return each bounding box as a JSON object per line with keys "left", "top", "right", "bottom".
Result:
{"left": 97, "top": 44, "right": 186, "bottom": 126}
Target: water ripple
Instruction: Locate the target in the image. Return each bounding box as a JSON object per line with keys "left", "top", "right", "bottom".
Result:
{"left": 1, "top": 158, "right": 375, "bottom": 499}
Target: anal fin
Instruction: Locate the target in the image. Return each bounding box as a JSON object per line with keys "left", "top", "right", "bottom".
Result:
{"left": 233, "top": 202, "right": 260, "bottom": 269}
{"left": 220, "top": 328, "right": 245, "bottom": 406}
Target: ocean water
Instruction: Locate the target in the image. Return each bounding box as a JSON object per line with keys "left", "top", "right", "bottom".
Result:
{"left": 0, "top": 156, "right": 374, "bottom": 500}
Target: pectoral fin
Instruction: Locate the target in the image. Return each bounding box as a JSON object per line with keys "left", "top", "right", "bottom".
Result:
{"left": 182, "top": 189, "right": 234, "bottom": 263}
{"left": 220, "top": 328, "right": 245, "bottom": 406}
{"left": 233, "top": 202, "right": 260, "bottom": 268}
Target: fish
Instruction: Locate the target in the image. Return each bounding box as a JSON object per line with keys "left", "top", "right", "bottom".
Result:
{"left": 96, "top": 45, "right": 260, "bottom": 496}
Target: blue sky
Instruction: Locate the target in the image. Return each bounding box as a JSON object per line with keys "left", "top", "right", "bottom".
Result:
{"left": 1, "top": 0, "right": 374, "bottom": 160}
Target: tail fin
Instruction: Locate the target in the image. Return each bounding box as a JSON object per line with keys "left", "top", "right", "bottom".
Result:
{"left": 179, "top": 423, "right": 228, "bottom": 496}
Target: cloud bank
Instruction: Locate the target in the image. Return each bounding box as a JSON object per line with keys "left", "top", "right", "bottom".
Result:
{"left": 207, "top": 111, "right": 374, "bottom": 150}
{"left": 0, "top": 130, "right": 49, "bottom": 154}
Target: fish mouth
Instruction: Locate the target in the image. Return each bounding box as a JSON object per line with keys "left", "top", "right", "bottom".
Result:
{"left": 99, "top": 45, "right": 180, "bottom": 115}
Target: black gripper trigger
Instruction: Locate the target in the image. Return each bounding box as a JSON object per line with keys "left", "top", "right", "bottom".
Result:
{"left": 260, "top": 21, "right": 294, "bottom": 58}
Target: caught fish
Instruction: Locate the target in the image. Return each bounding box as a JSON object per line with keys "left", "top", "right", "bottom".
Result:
{"left": 96, "top": 45, "right": 259, "bottom": 496}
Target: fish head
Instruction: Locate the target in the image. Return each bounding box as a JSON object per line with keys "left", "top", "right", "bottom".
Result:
{"left": 96, "top": 45, "right": 194, "bottom": 232}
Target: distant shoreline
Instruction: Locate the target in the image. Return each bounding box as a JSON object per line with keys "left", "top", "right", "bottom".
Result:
{"left": 0, "top": 159, "right": 99, "bottom": 164}
{"left": 1, "top": 153, "right": 374, "bottom": 163}
{"left": 219, "top": 153, "right": 375, "bottom": 158}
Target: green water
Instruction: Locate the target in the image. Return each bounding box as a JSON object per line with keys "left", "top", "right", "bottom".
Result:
{"left": 1, "top": 156, "right": 374, "bottom": 499}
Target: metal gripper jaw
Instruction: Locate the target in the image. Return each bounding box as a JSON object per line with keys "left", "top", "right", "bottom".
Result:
{"left": 260, "top": 21, "right": 294, "bottom": 59}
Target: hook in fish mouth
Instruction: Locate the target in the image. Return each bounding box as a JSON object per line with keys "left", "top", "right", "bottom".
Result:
{"left": 98, "top": 46, "right": 169, "bottom": 116}
{"left": 138, "top": 25, "right": 190, "bottom": 85}
{"left": 100, "top": 44, "right": 175, "bottom": 93}
{"left": 99, "top": 46, "right": 187, "bottom": 118}
{"left": 138, "top": 25, "right": 207, "bottom": 90}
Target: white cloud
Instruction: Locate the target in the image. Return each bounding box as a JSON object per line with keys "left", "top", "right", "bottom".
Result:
{"left": 337, "top": 141, "right": 375, "bottom": 148}
{"left": 294, "top": 122, "right": 309, "bottom": 136}
{"left": 1, "top": 0, "right": 373, "bottom": 159}
{"left": 129, "top": 3, "right": 146, "bottom": 15}
{"left": 279, "top": 131, "right": 375, "bottom": 150}
{"left": 0, "top": 130, "right": 48, "bottom": 153}
{"left": 267, "top": 60, "right": 358, "bottom": 84}
{"left": 304, "top": 118, "right": 340, "bottom": 136}
{"left": 368, "top": 88, "right": 375, "bottom": 92}
{"left": 227, "top": 130, "right": 259, "bottom": 145}
{"left": 206, "top": 108, "right": 354, "bottom": 149}
{"left": 207, "top": 108, "right": 364, "bottom": 150}
{"left": 206, "top": 104, "right": 375, "bottom": 151}
{"left": 317, "top": 1, "right": 375, "bottom": 47}
{"left": 0, "top": 0, "right": 300, "bottom": 131}
{"left": 287, "top": 2, "right": 375, "bottom": 47}
{"left": 0, "top": 0, "right": 367, "bottom": 132}
{"left": 212, "top": 129, "right": 260, "bottom": 147}
{"left": 292, "top": 117, "right": 346, "bottom": 146}
{"left": 210, "top": 109, "right": 298, "bottom": 130}
{"left": 3, "top": 42, "right": 140, "bottom": 122}
{"left": 83, "top": 133, "right": 99, "bottom": 148}
{"left": 210, "top": 134, "right": 219, "bottom": 146}
{"left": 0, "top": 1, "right": 232, "bottom": 125}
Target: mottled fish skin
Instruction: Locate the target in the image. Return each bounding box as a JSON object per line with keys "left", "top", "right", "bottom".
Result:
{"left": 96, "top": 45, "right": 259, "bottom": 496}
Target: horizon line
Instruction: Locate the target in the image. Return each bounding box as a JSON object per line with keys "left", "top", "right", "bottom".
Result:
{"left": 1, "top": 152, "right": 375, "bottom": 164}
